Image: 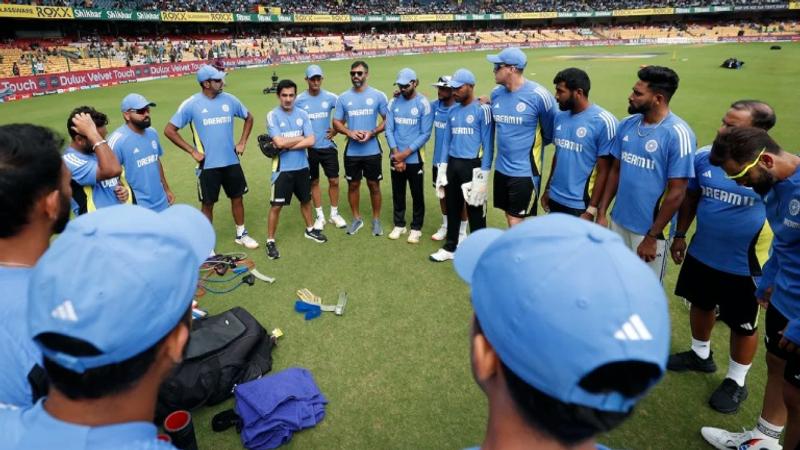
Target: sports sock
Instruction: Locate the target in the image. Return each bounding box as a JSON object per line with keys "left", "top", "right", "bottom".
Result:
{"left": 267, "top": 238, "right": 275, "bottom": 243}
{"left": 726, "top": 358, "right": 751, "bottom": 387}
{"left": 331, "top": 206, "right": 339, "bottom": 216}
{"left": 306, "top": 227, "right": 313, "bottom": 232}
{"left": 691, "top": 338, "right": 711, "bottom": 359}
{"left": 754, "top": 416, "right": 783, "bottom": 441}
{"left": 442, "top": 214, "right": 448, "bottom": 227}
{"left": 459, "top": 220, "right": 468, "bottom": 234}
{"left": 236, "top": 224, "right": 246, "bottom": 236}
{"left": 315, "top": 207, "right": 324, "bottom": 218}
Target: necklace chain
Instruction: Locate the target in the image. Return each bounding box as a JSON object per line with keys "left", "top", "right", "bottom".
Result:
{"left": 636, "top": 115, "right": 667, "bottom": 138}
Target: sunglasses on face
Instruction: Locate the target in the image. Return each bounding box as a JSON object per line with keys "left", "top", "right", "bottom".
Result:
{"left": 128, "top": 107, "right": 150, "bottom": 115}
{"left": 210, "top": 78, "right": 223, "bottom": 83}
{"left": 493, "top": 63, "right": 511, "bottom": 72}
{"left": 350, "top": 71, "right": 364, "bottom": 77}
{"left": 397, "top": 83, "right": 412, "bottom": 90}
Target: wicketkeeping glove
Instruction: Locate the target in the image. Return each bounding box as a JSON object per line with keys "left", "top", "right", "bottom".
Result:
{"left": 465, "top": 168, "right": 489, "bottom": 207}
{"left": 435, "top": 163, "right": 448, "bottom": 199}
{"left": 257, "top": 134, "right": 280, "bottom": 158}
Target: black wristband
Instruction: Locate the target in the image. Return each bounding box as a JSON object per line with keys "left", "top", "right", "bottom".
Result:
{"left": 674, "top": 231, "right": 687, "bottom": 239}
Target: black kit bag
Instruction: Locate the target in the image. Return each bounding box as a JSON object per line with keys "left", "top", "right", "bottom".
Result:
{"left": 156, "top": 307, "right": 275, "bottom": 422}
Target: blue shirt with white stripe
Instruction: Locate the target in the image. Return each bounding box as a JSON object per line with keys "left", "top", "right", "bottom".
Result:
{"left": 169, "top": 92, "right": 249, "bottom": 170}
{"left": 431, "top": 99, "right": 455, "bottom": 165}
{"left": 687, "top": 147, "right": 770, "bottom": 276}
{"left": 549, "top": 104, "right": 618, "bottom": 210}
{"left": 440, "top": 100, "right": 493, "bottom": 168}
{"left": 333, "top": 87, "right": 388, "bottom": 157}
{"left": 296, "top": 89, "right": 338, "bottom": 150}
{"left": 486, "top": 79, "right": 556, "bottom": 179}
{"left": 63, "top": 147, "right": 130, "bottom": 215}
{"left": 0, "top": 268, "right": 40, "bottom": 408}
{"left": 610, "top": 112, "right": 696, "bottom": 235}
{"left": 758, "top": 166, "right": 800, "bottom": 320}
{"left": 385, "top": 94, "right": 434, "bottom": 165}
{"left": 108, "top": 125, "right": 168, "bottom": 212}
{"left": 266, "top": 107, "right": 314, "bottom": 172}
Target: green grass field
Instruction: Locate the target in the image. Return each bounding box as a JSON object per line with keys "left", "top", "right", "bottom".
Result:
{"left": 3, "top": 42, "right": 800, "bottom": 449}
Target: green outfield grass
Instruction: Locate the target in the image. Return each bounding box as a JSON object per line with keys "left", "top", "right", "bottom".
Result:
{"left": 3, "top": 42, "right": 800, "bottom": 449}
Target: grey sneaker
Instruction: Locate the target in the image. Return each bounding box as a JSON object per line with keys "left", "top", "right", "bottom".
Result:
{"left": 372, "top": 218, "right": 383, "bottom": 236}
{"left": 305, "top": 228, "right": 328, "bottom": 243}
{"left": 347, "top": 218, "right": 364, "bottom": 235}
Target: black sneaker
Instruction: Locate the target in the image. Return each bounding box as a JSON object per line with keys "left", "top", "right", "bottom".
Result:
{"left": 667, "top": 350, "right": 717, "bottom": 373}
{"left": 305, "top": 228, "right": 328, "bottom": 243}
{"left": 709, "top": 378, "right": 748, "bottom": 414}
{"left": 266, "top": 241, "right": 280, "bottom": 260}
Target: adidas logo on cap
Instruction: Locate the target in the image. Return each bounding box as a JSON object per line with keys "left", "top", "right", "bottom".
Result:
{"left": 614, "top": 314, "right": 652, "bottom": 341}
{"left": 51, "top": 300, "right": 78, "bottom": 322}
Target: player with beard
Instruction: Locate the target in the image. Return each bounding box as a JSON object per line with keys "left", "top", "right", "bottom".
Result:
{"left": 108, "top": 94, "right": 174, "bottom": 212}
{"left": 701, "top": 127, "right": 800, "bottom": 450}
{"left": 332, "top": 61, "right": 389, "bottom": 236}
{"left": 0, "top": 124, "right": 72, "bottom": 407}
{"left": 597, "top": 66, "right": 695, "bottom": 281}
{"left": 63, "top": 107, "right": 130, "bottom": 215}
{"left": 542, "top": 68, "right": 617, "bottom": 220}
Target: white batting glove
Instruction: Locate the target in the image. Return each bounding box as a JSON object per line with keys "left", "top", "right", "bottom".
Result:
{"left": 435, "top": 163, "right": 448, "bottom": 199}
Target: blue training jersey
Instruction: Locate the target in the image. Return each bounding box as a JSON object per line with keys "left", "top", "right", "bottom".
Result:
{"left": 333, "top": 87, "right": 388, "bottom": 157}
{"left": 687, "top": 147, "right": 771, "bottom": 276}
{"left": 549, "top": 104, "right": 618, "bottom": 210}
{"left": 441, "top": 100, "right": 494, "bottom": 169}
{"left": 169, "top": 92, "right": 249, "bottom": 170}
{"left": 63, "top": 146, "right": 132, "bottom": 216}
{"left": 0, "top": 399, "right": 177, "bottom": 450}
{"left": 266, "top": 106, "right": 313, "bottom": 173}
{"left": 487, "top": 79, "right": 556, "bottom": 180}
{"left": 108, "top": 125, "right": 168, "bottom": 212}
{"left": 431, "top": 99, "right": 455, "bottom": 165}
{"left": 296, "top": 89, "right": 338, "bottom": 150}
{"left": 385, "top": 93, "right": 433, "bottom": 165}
{"left": 759, "top": 166, "right": 800, "bottom": 320}
{"left": 0, "top": 268, "right": 40, "bottom": 408}
{"left": 610, "top": 112, "right": 696, "bottom": 235}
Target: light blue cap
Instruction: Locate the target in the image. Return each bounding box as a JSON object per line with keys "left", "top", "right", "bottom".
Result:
{"left": 486, "top": 47, "right": 527, "bottom": 69}
{"left": 196, "top": 64, "right": 226, "bottom": 83}
{"left": 120, "top": 93, "right": 156, "bottom": 112}
{"left": 448, "top": 68, "right": 475, "bottom": 88}
{"left": 455, "top": 214, "right": 669, "bottom": 413}
{"left": 305, "top": 64, "right": 323, "bottom": 78}
{"left": 28, "top": 204, "right": 215, "bottom": 374}
{"left": 395, "top": 68, "right": 417, "bottom": 85}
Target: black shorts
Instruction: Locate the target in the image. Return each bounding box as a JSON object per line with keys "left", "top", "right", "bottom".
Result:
{"left": 493, "top": 171, "right": 536, "bottom": 218}
{"left": 198, "top": 164, "right": 248, "bottom": 204}
{"left": 344, "top": 155, "right": 382, "bottom": 182}
{"left": 675, "top": 253, "right": 759, "bottom": 336}
{"left": 764, "top": 306, "right": 800, "bottom": 388}
{"left": 548, "top": 198, "right": 585, "bottom": 217}
{"left": 308, "top": 147, "right": 339, "bottom": 180}
{"left": 271, "top": 168, "right": 311, "bottom": 206}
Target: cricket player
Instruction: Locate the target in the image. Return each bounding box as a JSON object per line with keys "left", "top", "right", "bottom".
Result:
{"left": 597, "top": 66, "right": 696, "bottom": 282}
{"left": 542, "top": 68, "right": 617, "bottom": 220}
{"left": 332, "top": 60, "right": 388, "bottom": 236}
{"left": 164, "top": 64, "right": 257, "bottom": 250}
{"left": 295, "top": 64, "right": 347, "bottom": 230}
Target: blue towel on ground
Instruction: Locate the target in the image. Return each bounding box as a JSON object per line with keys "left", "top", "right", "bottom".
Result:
{"left": 235, "top": 367, "right": 328, "bottom": 449}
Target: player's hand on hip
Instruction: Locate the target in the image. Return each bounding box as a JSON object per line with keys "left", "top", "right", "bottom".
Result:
{"left": 326, "top": 128, "right": 336, "bottom": 140}
{"left": 637, "top": 236, "right": 658, "bottom": 263}
{"left": 191, "top": 149, "right": 205, "bottom": 163}
{"left": 670, "top": 238, "right": 686, "bottom": 265}
{"left": 540, "top": 190, "right": 550, "bottom": 213}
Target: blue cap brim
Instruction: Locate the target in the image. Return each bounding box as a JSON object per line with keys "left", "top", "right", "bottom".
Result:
{"left": 448, "top": 80, "right": 465, "bottom": 88}
{"left": 454, "top": 228, "right": 504, "bottom": 284}
{"left": 486, "top": 54, "right": 503, "bottom": 64}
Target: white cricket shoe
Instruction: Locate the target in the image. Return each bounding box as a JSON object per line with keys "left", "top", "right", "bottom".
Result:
{"left": 313, "top": 216, "right": 326, "bottom": 231}
{"left": 329, "top": 214, "right": 347, "bottom": 229}
{"left": 431, "top": 225, "right": 447, "bottom": 241}
{"left": 700, "top": 427, "right": 781, "bottom": 450}
{"left": 388, "top": 226, "right": 407, "bottom": 240}
{"left": 429, "top": 248, "right": 454, "bottom": 262}
{"left": 234, "top": 231, "right": 259, "bottom": 249}
{"left": 407, "top": 230, "right": 422, "bottom": 244}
